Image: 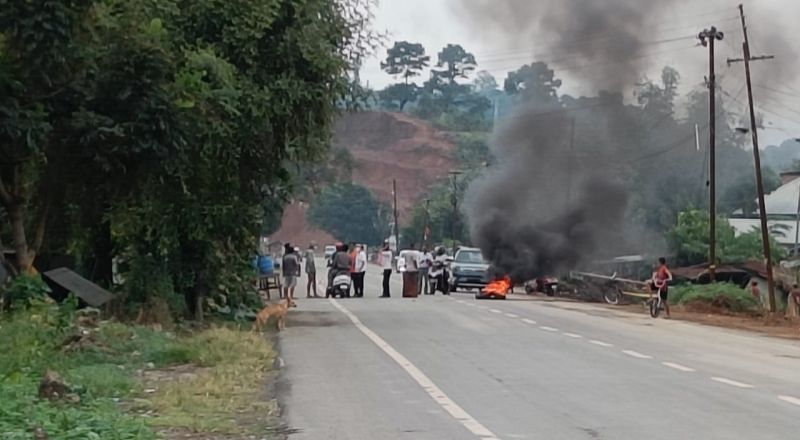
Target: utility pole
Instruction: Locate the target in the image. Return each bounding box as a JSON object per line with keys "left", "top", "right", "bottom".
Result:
{"left": 698, "top": 26, "right": 724, "bottom": 282}
{"left": 421, "top": 198, "right": 431, "bottom": 247}
{"left": 392, "top": 179, "right": 399, "bottom": 253}
{"left": 449, "top": 170, "right": 463, "bottom": 256}
{"left": 727, "top": 4, "right": 777, "bottom": 312}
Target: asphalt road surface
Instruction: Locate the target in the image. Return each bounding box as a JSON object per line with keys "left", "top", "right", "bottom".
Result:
{"left": 279, "top": 261, "right": 800, "bottom": 439}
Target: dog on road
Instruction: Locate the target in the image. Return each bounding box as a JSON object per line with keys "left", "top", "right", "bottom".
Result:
{"left": 252, "top": 299, "right": 289, "bottom": 332}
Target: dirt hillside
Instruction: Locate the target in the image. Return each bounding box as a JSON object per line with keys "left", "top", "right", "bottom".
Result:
{"left": 271, "top": 111, "right": 457, "bottom": 245}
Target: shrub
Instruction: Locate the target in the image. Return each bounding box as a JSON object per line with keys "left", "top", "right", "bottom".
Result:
{"left": 1, "top": 274, "right": 50, "bottom": 311}
{"left": 671, "top": 282, "right": 759, "bottom": 313}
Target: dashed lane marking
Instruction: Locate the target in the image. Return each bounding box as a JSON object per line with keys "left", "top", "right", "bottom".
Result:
{"left": 622, "top": 350, "right": 653, "bottom": 359}
{"left": 490, "top": 309, "right": 503, "bottom": 314}
{"left": 521, "top": 318, "right": 537, "bottom": 325}
{"left": 562, "top": 332, "right": 583, "bottom": 339}
{"left": 662, "top": 362, "right": 695, "bottom": 372}
{"left": 589, "top": 340, "right": 613, "bottom": 347}
{"left": 540, "top": 326, "right": 559, "bottom": 332}
{"left": 505, "top": 313, "right": 519, "bottom": 318}
{"left": 710, "top": 377, "right": 754, "bottom": 389}
{"left": 778, "top": 396, "right": 800, "bottom": 407}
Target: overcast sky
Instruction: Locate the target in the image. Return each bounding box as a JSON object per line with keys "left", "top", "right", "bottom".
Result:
{"left": 361, "top": 0, "right": 800, "bottom": 147}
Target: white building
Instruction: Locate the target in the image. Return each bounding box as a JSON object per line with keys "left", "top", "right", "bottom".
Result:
{"left": 728, "top": 171, "right": 800, "bottom": 249}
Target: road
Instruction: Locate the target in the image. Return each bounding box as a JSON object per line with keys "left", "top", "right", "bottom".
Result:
{"left": 279, "top": 261, "right": 800, "bottom": 439}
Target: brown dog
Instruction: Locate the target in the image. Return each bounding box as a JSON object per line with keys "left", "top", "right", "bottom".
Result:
{"left": 252, "top": 299, "right": 289, "bottom": 332}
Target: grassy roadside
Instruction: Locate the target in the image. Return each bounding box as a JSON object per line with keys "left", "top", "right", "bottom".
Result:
{"left": 0, "top": 301, "right": 281, "bottom": 439}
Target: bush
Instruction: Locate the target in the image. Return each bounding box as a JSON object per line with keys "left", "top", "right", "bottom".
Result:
{"left": 1, "top": 274, "right": 50, "bottom": 311}
{"left": 671, "top": 282, "right": 759, "bottom": 313}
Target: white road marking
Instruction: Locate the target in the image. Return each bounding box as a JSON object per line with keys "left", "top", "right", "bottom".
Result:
{"left": 662, "top": 362, "right": 695, "bottom": 372}
{"left": 466, "top": 303, "right": 476, "bottom": 307}
{"left": 504, "top": 313, "right": 519, "bottom": 318}
{"left": 562, "top": 332, "right": 583, "bottom": 339}
{"left": 710, "top": 377, "right": 754, "bottom": 389}
{"left": 590, "top": 340, "right": 613, "bottom": 347}
{"left": 521, "top": 318, "right": 537, "bottom": 325}
{"left": 490, "top": 309, "right": 503, "bottom": 314}
{"left": 329, "top": 299, "right": 500, "bottom": 439}
{"left": 540, "top": 326, "right": 559, "bottom": 332}
{"left": 778, "top": 395, "right": 800, "bottom": 407}
{"left": 622, "top": 350, "right": 653, "bottom": 359}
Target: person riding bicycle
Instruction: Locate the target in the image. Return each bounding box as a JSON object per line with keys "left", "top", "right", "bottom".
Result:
{"left": 650, "top": 257, "right": 673, "bottom": 318}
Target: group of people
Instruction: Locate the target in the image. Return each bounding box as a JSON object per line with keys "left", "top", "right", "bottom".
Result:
{"left": 284, "top": 240, "right": 450, "bottom": 299}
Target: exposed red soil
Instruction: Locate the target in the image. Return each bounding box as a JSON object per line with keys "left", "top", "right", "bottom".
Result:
{"left": 272, "top": 111, "right": 457, "bottom": 244}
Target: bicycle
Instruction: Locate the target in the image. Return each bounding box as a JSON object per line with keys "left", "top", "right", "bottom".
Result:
{"left": 647, "top": 279, "right": 667, "bottom": 318}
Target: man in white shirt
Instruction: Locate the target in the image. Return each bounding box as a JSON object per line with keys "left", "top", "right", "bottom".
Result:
{"left": 378, "top": 242, "right": 393, "bottom": 297}
{"left": 352, "top": 245, "right": 367, "bottom": 298}
{"left": 418, "top": 247, "right": 433, "bottom": 295}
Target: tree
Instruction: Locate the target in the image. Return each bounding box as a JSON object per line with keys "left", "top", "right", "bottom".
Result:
{"left": 1, "top": 0, "right": 381, "bottom": 319}
{"left": 669, "top": 210, "right": 785, "bottom": 266}
{"left": 381, "top": 41, "right": 430, "bottom": 84}
{"left": 307, "top": 183, "right": 390, "bottom": 245}
{"left": 504, "top": 62, "right": 562, "bottom": 104}
{"left": 433, "top": 44, "right": 476, "bottom": 84}
{"left": 720, "top": 167, "right": 781, "bottom": 215}
{"left": 379, "top": 83, "right": 419, "bottom": 111}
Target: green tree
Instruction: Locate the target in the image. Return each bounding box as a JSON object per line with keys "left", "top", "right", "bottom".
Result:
{"left": 719, "top": 167, "right": 781, "bottom": 215}
{"left": 504, "top": 62, "right": 562, "bottom": 104}
{"left": 379, "top": 41, "right": 429, "bottom": 111}
{"left": 669, "top": 210, "right": 785, "bottom": 266}
{"left": 433, "top": 44, "right": 476, "bottom": 84}
{"left": 307, "top": 183, "right": 390, "bottom": 245}
{"left": 379, "top": 83, "right": 419, "bottom": 111}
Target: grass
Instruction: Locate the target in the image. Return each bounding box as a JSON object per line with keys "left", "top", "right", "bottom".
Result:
{"left": 0, "top": 303, "right": 279, "bottom": 439}
{"left": 670, "top": 282, "right": 760, "bottom": 313}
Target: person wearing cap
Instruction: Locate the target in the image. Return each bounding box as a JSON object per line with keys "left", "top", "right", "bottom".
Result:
{"left": 282, "top": 244, "right": 300, "bottom": 306}
{"left": 303, "top": 244, "right": 318, "bottom": 298}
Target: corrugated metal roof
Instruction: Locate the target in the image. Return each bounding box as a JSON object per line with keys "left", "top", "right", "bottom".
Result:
{"left": 758, "top": 178, "right": 800, "bottom": 215}
{"left": 728, "top": 218, "right": 797, "bottom": 245}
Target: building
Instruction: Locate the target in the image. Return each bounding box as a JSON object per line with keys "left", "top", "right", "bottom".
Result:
{"left": 728, "top": 171, "right": 800, "bottom": 251}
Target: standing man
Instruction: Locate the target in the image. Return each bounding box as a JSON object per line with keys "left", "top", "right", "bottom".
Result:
{"left": 401, "top": 243, "right": 421, "bottom": 298}
{"left": 303, "top": 244, "right": 318, "bottom": 298}
{"left": 418, "top": 246, "right": 433, "bottom": 295}
{"left": 282, "top": 244, "right": 300, "bottom": 307}
{"left": 379, "top": 242, "right": 393, "bottom": 297}
{"left": 353, "top": 245, "right": 367, "bottom": 297}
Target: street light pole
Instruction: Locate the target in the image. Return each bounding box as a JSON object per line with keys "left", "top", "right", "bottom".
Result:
{"left": 699, "top": 26, "right": 724, "bottom": 282}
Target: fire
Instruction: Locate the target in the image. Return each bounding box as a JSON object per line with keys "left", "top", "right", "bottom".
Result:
{"left": 484, "top": 276, "right": 513, "bottom": 295}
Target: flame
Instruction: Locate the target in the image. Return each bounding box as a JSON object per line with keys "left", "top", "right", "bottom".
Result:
{"left": 484, "top": 276, "right": 512, "bottom": 295}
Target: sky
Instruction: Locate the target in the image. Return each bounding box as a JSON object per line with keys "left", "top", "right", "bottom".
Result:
{"left": 360, "top": 0, "right": 800, "bottom": 147}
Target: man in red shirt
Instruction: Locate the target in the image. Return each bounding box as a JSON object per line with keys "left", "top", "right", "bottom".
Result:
{"left": 651, "top": 257, "right": 673, "bottom": 318}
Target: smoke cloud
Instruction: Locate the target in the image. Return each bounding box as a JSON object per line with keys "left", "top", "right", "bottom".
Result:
{"left": 465, "top": 107, "right": 627, "bottom": 281}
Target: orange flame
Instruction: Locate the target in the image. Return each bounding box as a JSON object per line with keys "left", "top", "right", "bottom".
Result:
{"left": 484, "top": 276, "right": 512, "bottom": 295}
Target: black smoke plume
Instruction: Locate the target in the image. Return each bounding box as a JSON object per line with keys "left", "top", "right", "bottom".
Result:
{"left": 465, "top": 106, "right": 627, "bottom": 281}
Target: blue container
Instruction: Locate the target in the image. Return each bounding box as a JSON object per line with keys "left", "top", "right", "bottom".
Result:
{"left": 258, "top": 255, "right": 275, "bottom": 274}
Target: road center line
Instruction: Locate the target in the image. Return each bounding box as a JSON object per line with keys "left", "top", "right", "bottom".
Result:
{"left": 521, "top": 318, "right": 537, "bottom": 325}
{"left": 562, "top": 332, "right": 583, "bottom": 338}
{"left": 778, "top": 395, "right": 800, "bottom": 407}
{"left": 329, "top": 299, "right": 500, "bottom": 440}
{"left": 590, "top": 340, "right": 613, "bottom": 347}
{"left": 710, "top": 377, "right": 754, "bottom": 389}
{"left": 662, "top": 362, "right": 695, "bottom": 372}
{"left": 504, "top": 313, "right": 519, "bottom": 318}
{"left": 540, "top": 326, "right": 559, "bottom": 332}
{"left": 622, "top": 350, "right": 653, "bottom": 359}
{"left": 490, "top": 309, "right": 503, "bottom": 314}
